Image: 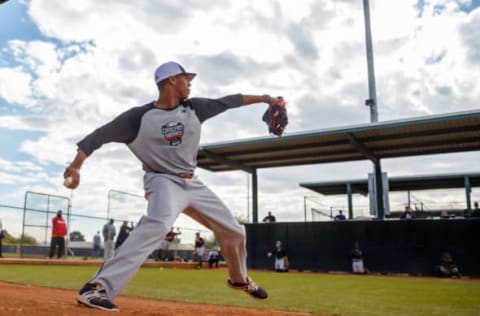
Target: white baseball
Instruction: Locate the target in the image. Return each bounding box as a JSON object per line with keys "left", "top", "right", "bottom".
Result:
{"left": 64, "top": 176, "right": 73, "bottom": 187}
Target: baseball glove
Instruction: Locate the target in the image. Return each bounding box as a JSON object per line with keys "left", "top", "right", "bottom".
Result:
{"left": 262, "top": 97, "right": 288, "bottom": 136}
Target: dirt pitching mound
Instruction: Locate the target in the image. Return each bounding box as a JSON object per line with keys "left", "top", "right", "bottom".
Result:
{"left": 0, "top": 282, "right": 318, "bottom": 316}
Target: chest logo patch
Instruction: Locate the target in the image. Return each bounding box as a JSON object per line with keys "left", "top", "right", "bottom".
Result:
{"left": 161, "top": 121, "right": 185, "bottom": 146}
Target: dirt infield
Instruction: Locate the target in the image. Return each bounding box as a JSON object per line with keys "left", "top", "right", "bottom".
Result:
{"left": 0, "top": 282, "right": 318, "bottom": 316}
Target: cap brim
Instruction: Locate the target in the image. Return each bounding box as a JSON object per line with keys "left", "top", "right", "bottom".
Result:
{"left": 185, "top": 73, "right": 196, "bottom": 82}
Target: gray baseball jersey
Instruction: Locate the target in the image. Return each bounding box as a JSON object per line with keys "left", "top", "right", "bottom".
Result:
{"left": 79, "top": 94, "right": 248, "bottom": 299}
{"left": 77, "top": 94, "right": 242, "bottom": 174}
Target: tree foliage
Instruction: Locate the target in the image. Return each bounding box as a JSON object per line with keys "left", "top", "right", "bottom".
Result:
{"left": 1, "top": 230, "right": 38, "bottom": 245}
{"left": 69, "top": 230, "right": 86, "bottom": 242}
{"left": 234, "top": 213, "right": 249, "bottom": 224}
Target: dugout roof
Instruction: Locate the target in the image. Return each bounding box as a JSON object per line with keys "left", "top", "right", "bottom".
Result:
{"left": 197, "top": 109, "right": 480, "bottom": 172}
{"left": 299, "top": 173, "right": 480, "bottom": 196}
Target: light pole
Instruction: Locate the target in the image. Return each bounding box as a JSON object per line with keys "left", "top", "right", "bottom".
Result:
{"left": 363, "top": 0, "right": 378, "bottom": 123}
{"left": 363, "top": 0, "right": 385, "bottom": 219}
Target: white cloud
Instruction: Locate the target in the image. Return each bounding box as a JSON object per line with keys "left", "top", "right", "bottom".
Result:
{"left": 0, "top": 66, "right": 32, "bottom": 105}
{"left": 0, "top": 115, "right": 51, "bottom": 131}
{"left": 0, "top": 0, "right": 479, "bottom": 239}
{"left": 0, "top": 158, "right": 49, "bottom": 188}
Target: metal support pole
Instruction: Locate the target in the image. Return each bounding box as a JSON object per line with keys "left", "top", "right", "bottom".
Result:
{"left": 304, "top": 196, "right": 307, "bottom": 222}
{"left": 246, "top": 173, "right": 250, "bottom": 222}
{"left": 374, "top": 160, "right": 384, "bottom": 219}
{"left": 407, "top": 190, "right": 411, "bottom": 207}
{"left": 21, "top": 192, "right": 28, "bottom": 258}
{"left": 364, "top": 0, "right": 385, "bottom": 220}
{"left": 107, "top": 190, "right": 112, "bottom": 220}
{"left": 45, "top": 195, "right": 50, "bottom": 246}
{"left": 363, "top": 0, "right": 378, "bottom": 123}
{"left": 347, "top": 183, "right": 354, "bottom": 220}
{"left": 252, "top": 168, "right": 258, "bottom": 223}
{"left": 465, "top": 176, "right": 472, "bottom": 215}
{"left": 67, "top": 190, "right": 73, "bottom": 258}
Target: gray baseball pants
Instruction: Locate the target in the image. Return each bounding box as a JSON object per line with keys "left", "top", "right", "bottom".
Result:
{"left": 89, "top": 173, "right": 248, "bottom": 299}
{"left": 103, "top": 240, "right": 114, "bottom": 260}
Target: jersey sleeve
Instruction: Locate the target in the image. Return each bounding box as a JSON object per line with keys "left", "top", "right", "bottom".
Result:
{"left": 77, "top": 103, "right": 154, "bottom": 156}
{"left": 188, "top": 94, "right": 243, "bottom": 122}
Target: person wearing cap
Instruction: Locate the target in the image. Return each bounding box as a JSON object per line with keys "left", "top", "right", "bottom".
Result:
{"left": 471, "top": 201, "right": 480, "bottom": 217}
{"left": 0, "top": 216, "right": 4, "bottom": 258}
{"left": 65, "top": 61, "right": 282, "bottom": 311}
{"left": 334, "top": 210, "right": 346, "bottom": 221}
{"left": 49, "top": 210, "right": 68, "bottom": 259}
{"left": 262, "top": 211, "right": 276, "bottom": 223}
{"left": 267, "top": 240, "right": 289, "bottom": 272}
{"left": 156, "top": 226, "right": 181, "bottom": 261}
{"left": 115, "top": 220, "right": 133, "bottom": 250}
{"left": 194, "top": 232, "right": 205, "bottom": 269}
{"left": 102, "top": 219, "right": 116, "bottom": 259}
{"left": 208, "top": 247, "right": 221, "bottom": 269}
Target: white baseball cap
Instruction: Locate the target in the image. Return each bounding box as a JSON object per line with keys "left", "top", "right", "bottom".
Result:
{"left": 154, "top": 61, "right": 196, "bottom": 84}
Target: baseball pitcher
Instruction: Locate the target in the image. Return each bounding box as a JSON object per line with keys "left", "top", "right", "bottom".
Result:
{"left": 65, "top": 61, "right": 285, "bottom": 311}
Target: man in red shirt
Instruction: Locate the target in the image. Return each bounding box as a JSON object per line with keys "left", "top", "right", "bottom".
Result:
{"left": 49, "top": 210, "right": 67, "bottom": 259}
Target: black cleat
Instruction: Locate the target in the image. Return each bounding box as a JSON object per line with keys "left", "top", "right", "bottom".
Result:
{"left": 227, "top": 277, "right": 268, "bottom": 300}
{"left": 77, "top": 283, "right": 119, "bottom": 312}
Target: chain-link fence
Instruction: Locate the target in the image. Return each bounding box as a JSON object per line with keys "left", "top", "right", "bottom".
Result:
{"left": 0, "top": 190, "right": 214, "bottom": 259}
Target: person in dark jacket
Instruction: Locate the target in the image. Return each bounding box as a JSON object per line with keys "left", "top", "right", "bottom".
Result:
{"left": 0, "top": 216, "right": 4, "bottom": 258}
{"left": 471, "top": 201, "right": 480, "bottom": 217}
{"left": 437, "top": 252, "right": 461, "bottom": 278}
{"left": 400, "top": 205, "right": 416, "bottom": 220}
{"left": 115, "top": 221, "right": 134, "bottom": 249}
{"left": 267, "top": 241, "right": 289, "bottom": 272}
{"left": 351, "top": 241, "right": 366, "bottom": 274}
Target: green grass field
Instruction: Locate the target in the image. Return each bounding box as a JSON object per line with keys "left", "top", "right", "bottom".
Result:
{"left": 0, "top": 264, "right": 479, "bottom": 316}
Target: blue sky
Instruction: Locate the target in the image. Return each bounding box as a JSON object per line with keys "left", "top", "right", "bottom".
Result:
{"left": 0, "top": 1, "right": 41, "bottom": 45}
{"left": 1, "top": 0, "right": 480, "bottom": 242}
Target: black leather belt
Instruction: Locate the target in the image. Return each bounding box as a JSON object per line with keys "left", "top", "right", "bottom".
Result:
{"left": 152, "top": 171, "right": 194, "bottom": 179}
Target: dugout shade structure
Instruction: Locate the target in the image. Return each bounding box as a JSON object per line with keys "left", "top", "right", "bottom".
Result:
{"left": 300, "top": 172, "right": 480, "bottom": 220}
{"left": 197, "top": 109, "right": 480, "bottom": 222}
{"left": 197, "top": 109, "right": 480, "bottom": 275}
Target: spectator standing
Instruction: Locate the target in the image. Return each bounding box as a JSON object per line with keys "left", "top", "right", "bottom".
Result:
{"left": 194, "top": 232, "right": 205, "bottom": 269}
{"left": 351, "top": 241, "right": 366, "bottom": 274}
{"left": 92, "top": 231, "right": 101, "bottom": 258}
{"left": 115, "top": 221, "right": 134, "bottom": 249}
{"left": 267, "top": 240, "right": 289, "bottom": 272}
{"left": 103, "top": 219, "right": 116, "bottom": 260}
{"left": 0, "top": 216, "right": 4, "bottom": 258}
{"left": 471, "top": 201, "right": 480, "bottom": 218}
{"left": 334, "top": 210, "right": 346, "bottom": 221}
{"left": 400, "top": 205, "right": 416, "bottom": 220}
{"left": 49, "top": 210, "right": 68, "bottom": 259}
{"left": 262, "top": 211, "right": 276, "bottom": 223}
